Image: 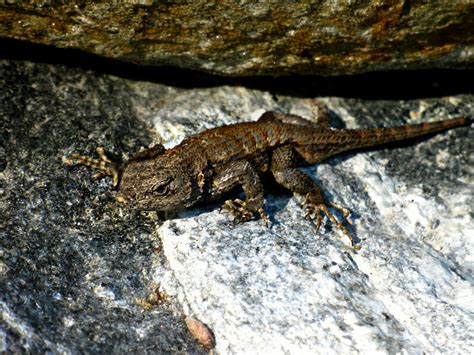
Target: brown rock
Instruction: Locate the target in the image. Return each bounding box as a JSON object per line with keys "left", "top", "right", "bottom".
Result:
{"left": 1, "top": 2, "right": 473, "bottom": 76}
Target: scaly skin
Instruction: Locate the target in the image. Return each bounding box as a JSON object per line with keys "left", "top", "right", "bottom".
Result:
{"left": 64, "top": 108, "right": 471, "bottom": 250}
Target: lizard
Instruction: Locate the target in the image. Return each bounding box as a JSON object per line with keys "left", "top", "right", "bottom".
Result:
{"left": 64, "top": 107, "right": 471, "bottom": 250}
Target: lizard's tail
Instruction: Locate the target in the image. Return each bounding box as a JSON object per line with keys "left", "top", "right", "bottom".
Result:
{"left": 330, "top": 116, "right": 471, "bottom": 151}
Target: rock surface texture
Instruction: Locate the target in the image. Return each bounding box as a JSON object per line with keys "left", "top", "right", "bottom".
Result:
{"left": 1, "top": 59, "right": 473, "bottom": 353}
{"left": 1, "top": 2, "right": 473, "bottom": 76}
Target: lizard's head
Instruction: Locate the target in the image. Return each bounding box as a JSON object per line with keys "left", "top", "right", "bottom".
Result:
{"left": 115, "top": 157, "right": 201, "bottom": 211}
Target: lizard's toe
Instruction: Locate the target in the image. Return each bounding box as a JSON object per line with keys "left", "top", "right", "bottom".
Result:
{"left": 221, "top": 198, "right": 269, "bottom": 225}
{"left": 63, "top": 147, "right": 121, "bottom": 188}
{"left": 302, "top": 194, "right": 358, "bottom": 250}
{"left": 221, "top": 199, "right": 253, "bottom": 223}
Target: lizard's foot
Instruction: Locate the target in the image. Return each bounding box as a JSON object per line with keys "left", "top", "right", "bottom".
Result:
{"left": 63, "top": 147, "right": 121, "bottom": 188}
{"left": 302, "top": 193, "right": 359, "bottom": 250}
{"left": 221, "top": 198, "right": 269, "bottom": 226}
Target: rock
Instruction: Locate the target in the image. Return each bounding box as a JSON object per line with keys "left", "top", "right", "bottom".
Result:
{"left": 154, "top": 95, "right": 473, "bottom": 353}
{"left": 0, "top": 59, "right": 472, "bottom": 353}
{"left": 1, "top": 2, "right": 473, "bottom": 76}
{"left": 0, "top": 60, "right": 205, "bottom": 354}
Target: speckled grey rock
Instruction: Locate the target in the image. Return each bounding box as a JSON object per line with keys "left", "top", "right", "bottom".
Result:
{"left": 1, "top": 59, "right": 473, "bottom": 353}
{"left": 1, "top": 2, "right": 473, "bottom": 76}
{"left": 0, "top": 61, "right": 205, "bottom": 353}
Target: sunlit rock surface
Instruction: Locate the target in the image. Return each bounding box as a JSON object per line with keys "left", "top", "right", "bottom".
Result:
{"left": 1, "top": 2, "right": 473, "bottom": 76}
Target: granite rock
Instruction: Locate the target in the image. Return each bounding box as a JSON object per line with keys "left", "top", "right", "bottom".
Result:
{"left": 1, "top": 2, "right": 474, "bottom": 76}
{"left": 153, "top": 93, "right": 473, "bottom": 353}
{"left": 0, "top": 59, "right": 473, "bottom": 353}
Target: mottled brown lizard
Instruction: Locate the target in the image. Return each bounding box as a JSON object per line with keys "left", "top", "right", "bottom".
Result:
{"left": 64, "top": 107, "right": 471, "bottom": 250}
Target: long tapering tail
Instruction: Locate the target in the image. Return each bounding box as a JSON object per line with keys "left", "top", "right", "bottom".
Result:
{"left": 328, "top": 116, "right": 471, "bottom": 151}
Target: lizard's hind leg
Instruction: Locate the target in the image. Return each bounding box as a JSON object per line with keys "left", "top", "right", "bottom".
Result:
{"left": 63, "top": 147, "right": 122, "bottom": 188}
{"left": 271, "top": 146, "right": 358, "bottom": 249}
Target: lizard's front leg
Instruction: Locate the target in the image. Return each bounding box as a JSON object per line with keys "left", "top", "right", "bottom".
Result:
{"left": 211, "top": 160, "right": 269, "bottom": 224}
{"left": 271, "top": 146, "right": 357, "bottom": 249}
{"left": 63, "top": 147, "right": 122, "bottom": 188}
{"left": 63, "top": 144, "right": 166, "bottom": 189}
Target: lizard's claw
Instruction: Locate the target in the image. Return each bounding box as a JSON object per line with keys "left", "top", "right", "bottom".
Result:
{"left": 221, "top": 198, "right": 253, "bottom": 223}
{"left": 302, "top": 194, "right": 359, "bottom": 250}
{"left": 221, "top": 199, "right": 269, "bottom": 226}
{"left": 63, "top": 147, "right": 121, "bottom": 188}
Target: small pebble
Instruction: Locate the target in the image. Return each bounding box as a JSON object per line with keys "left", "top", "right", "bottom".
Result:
{"left": 185, "top": 316, "right": 216, "bottom": 350}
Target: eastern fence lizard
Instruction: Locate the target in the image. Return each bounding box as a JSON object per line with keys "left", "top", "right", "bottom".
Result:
{"left": 64, "top": 107, "right": 471, "bottom": 250}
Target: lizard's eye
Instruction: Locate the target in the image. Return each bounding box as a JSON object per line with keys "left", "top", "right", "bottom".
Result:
{"left": 154, "top": 185, "right": 169, "bottom": 196}
{"left": 151, "top": 177, "right": 173, "bottom": 196}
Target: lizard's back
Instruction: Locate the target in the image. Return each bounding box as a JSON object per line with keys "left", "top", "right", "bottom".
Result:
{"left": 170, "top": 120, "right": 312, "bottom": 166}
{"left": 165, "top": 113, "right": 470, "bottom": 168}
